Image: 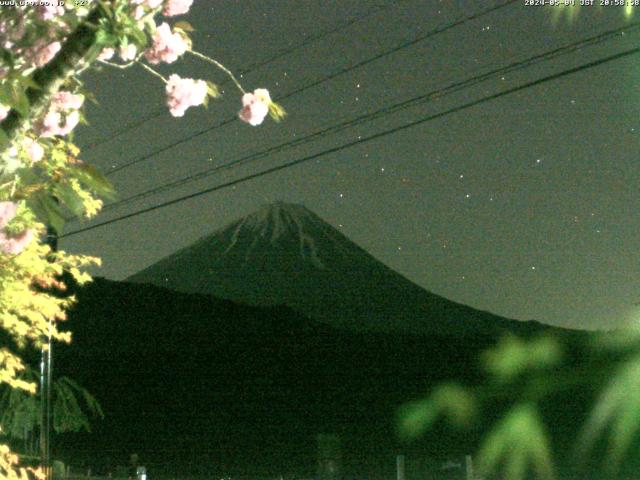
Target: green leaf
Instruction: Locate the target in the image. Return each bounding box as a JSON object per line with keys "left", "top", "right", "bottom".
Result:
{"left": 397, "top": 383, "right": 475, "bottom": 440}
{"left": 0, "top": 83, "right": 14, "bottom": 106}
{"left": 128, "top": 26, "right": 148, "bottom": 49}
{"left": 0, "top": 48, "right": 13, "bottom": 69}
{"left": 53, "top": 183, "right": 84, "bottom": 217}
{"left": 483, "top": 335, "right": 562, "bottom": 382}
{"left": 8, "top": 84, "right": 29, "bottom": 117}
{"left": 578, "top": 351, "right": 640, "bottom": 474}
{"left": 95, "top": 29, "right": 118, "bottom": 48}
{"left": 98, "top": 1, "right": 114, "bottom": 19}
{"left": 206, "top": 81, "right": 220, "bottom": 98}
{"left": 21, "top": 76, "right": 41, "bottom": 90}
{"left": 0, "top": 129, "right": 8, "bottom": 151}
{"left": 69, "top": 163, "right": 116, "bottom": 200}
{"left": 28, "top": 193, "right": 67, "bottom": 233}
{"left": 268, "top": 101, "right": 287, "bottom": 122}
{"left": 174, "top": 21, "right": 195, "bottom": 32}
{"left": 476, "top": 403, "right": 556, "bottom": 480}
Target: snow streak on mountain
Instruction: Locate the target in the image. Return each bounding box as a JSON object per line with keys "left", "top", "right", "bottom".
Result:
{"left": 128, "top": 202, "right": 551, "bottom": 336}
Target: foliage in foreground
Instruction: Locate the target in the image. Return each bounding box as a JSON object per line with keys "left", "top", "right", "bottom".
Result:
{"left": 398, "top": 329, "right": 640, "bottom": 479}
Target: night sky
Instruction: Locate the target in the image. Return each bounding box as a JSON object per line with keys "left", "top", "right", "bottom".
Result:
{"left": 61, "top": 0, "right": 640, "bottom": 331}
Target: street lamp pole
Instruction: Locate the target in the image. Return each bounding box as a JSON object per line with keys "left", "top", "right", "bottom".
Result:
{"left": 40, "top": 224, "right": 57, "bottom": 479}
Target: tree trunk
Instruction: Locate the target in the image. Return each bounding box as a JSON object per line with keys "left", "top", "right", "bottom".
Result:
{"left": 0, "top": 6, "right": 104, "bottom": 150}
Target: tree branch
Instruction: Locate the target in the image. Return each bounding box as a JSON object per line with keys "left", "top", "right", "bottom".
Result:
{"left": 0, "top": 7, "right": 104, "bottom": 151}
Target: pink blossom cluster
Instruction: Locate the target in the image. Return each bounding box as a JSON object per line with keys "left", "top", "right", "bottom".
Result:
{"left": 132, "top": 0, "right": 163, "bottom": 19}
{"left": 165, "top": 74, "right": 207, "bottom": 117}
{"left": 25, "top": 38, "right": 62, "bottom": 68}
{"left": 97, "top": 48, "right": 115, "bottom": 61}
{"left": 0, "top": 13, "right": 26, "bottom": 50}
{"left": 133, "top": 0, "right": 164, "bottom": 8}
{"left": 36, "top": 91, "right": 84, "bottom": 138}
{"left": 98, "top": 44, "right": 137, "bottom": 62}
{"left": 163, "top": 0, "right": 193, "bottom": 16}
{"left": 144, "top": 23, "right": 188, "bottom": 64}
{"left": 0, "top": 10, "right": 65, "bottom": 73}
{"left": 22, "top": 138, "right": 44, "bottom": 163}
{"left": 120, "top": 44, "right": 137, "bottom": 61}
{"left": 36, "top": 4, "right": 66, "bottom": 21}
{"left": 238, "top": 89, "right": 271, "bottom": 126}
{"left": 0, "top": 202, "right": 33, "bottom": 256}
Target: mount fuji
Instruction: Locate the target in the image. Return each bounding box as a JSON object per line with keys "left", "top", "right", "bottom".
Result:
{"left": 128, "top": 202, "right": 553, "bottom": 336}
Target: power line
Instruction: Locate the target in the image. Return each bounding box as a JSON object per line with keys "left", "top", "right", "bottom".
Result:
{"left": 60, "top": 46, "right": 640, "bottom": 239}
{"left": 83, "top": 1, "right": 403, "bottom": 152}
{"left": 102, "top": 0, "right": 519, "bottom": 176}
{"left": 97, "top": 22, "right": 639, "bottom": 213}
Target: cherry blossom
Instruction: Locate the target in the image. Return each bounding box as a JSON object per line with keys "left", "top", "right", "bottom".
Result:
{"left": 238, "top": 88, "right": 271, "bottom": 126}
{"left": 165, "top": 74, "right": 208, "bottom": 117}
{"left": 163, "top": 0, "right": 194, "bottom": 16}
{"left": 0, "top": 228, "right": 33, "bottom": 255}
{"left": 23, "top": 138, "right": 44, "bottom": 163}
{"left": 133, "top": 0, "right": 164, "bottom": 8}
{"left": 0, "top": 201, "right": 33, "bottom": 255}
{"left": 36, "top": 4, "right": 66, "bottom": 21}
{"left": 0, "top": 13, "right": 26, "bottom": 49}
{"left": 144, "top": 22, "right": 188, "bottom": 64}
{"left": 36, "top": 91, "right": 84, "bottom": 138}
{"left": 97, "top": 48, "right": 115, "bottom": 61}
{"left": 27, "top": 40, "right": 62, "bottom": 68}
{"left": 0, "top": 202, "right": 17, "bottom": 228}
{"left": 133, "top": 6, "right": 145, "bottom": 20}
{"left": 0, "top": 104, "right": 8, "bottom": 122}
{"left": 52, "top": 91, "right": 85, "bottom": 111}
{"left": 119, "top": 44, "right": 137, "bottom": 62}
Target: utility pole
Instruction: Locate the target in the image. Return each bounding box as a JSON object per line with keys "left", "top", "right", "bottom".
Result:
{"left": 396, "top": 455, "right": 405, "bottom": 480}
{"left": 40, "top": 224, "right": 57, "bottom": 480}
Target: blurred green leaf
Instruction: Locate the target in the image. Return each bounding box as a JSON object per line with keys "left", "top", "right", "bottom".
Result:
{"left": 206, "top": 81, "right": 220, "bottom": 99}
{"left": 174, "top": 21, "right": 195, "bottom": 32}
{"left": 625, "top": 4, "right": 635, "bottom": 18}
{"left": 69, "top": 163, "right": 116, "bottom": 200}
{"left": 578, "top": 351, "right": 640, "bottom": 473}
{"left": 0, "top": 84, "right": 12, "bottom": 106}
{"left": 9, "top": 84, "right": 29, "bottom": 118}
{"left": 477, "top": 403, "right": 555, "bottom": 480}
{"left": 269, "top": 101, "right": 287, "bottom": 122}
{"left": 132, "top": 29, "right": 148, "bottom": 48}
{"left": 27, "top": 192, "right": 67, "bottom": 233}
{"left": 0, "top": 129, "right": 8, "bottom": 151}
{"left": 52, "top": 183, "right": 84, "bottom": 217}
{"left": 483, "top": 335, "right": 562, "bottom": 382}
{"left": 397, "top": 383, "right": 475, "bottom": 440}
{"left": 21, "top": 77, "right": 41, "bottom": 90}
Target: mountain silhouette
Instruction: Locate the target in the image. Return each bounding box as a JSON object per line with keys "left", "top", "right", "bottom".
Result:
{"left": 128, "top": 202, "right": 552, "bottom": 337}
{"left": 53, "top": 278, "right": 501, "bottom": 477}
